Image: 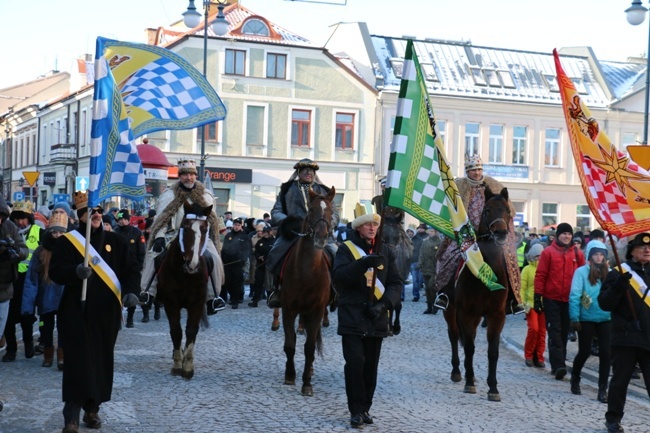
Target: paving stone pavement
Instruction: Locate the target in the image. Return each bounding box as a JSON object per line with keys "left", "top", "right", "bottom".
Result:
{"left": 1, "top": 294, "right": 650, "bottom": 433}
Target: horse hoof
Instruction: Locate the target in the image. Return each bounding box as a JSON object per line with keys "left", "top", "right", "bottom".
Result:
{"left": 301, "top": 386, "right": 314, "bottom": 396}
{"left": 392, "top": 325, "right": 401, "bottom": 335}
{"left": 322, "top": 320, "right": 329, "bottom": 328}
{"left": 182, "top": 370, "right": 194, "bottom": 379}
{"left": 271, "top": 324, "right": 280, "bottom": 332}
{"left": 464, "top": 385, "right": 476, "bottom": 394}
{"left": 488, "top": 392, "right": 501, "bottom": 402}
{"left": 171, "top": 368, "right": 182, "bottom": 376}
{"left": 451, "top": 373, "right": 462, "bottom": 383}
{"left": 284, "top": 378, "right": 295, "bottom": 385}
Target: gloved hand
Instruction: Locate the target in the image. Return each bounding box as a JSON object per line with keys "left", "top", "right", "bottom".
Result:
{"left": 0, "top": 239, "right": 8, "bottom": 254}
{"left": 152, "top": 238, "right": 166, "bottom": 253}
{"left": 76, "top": 264, "right": 92, "bottom": 280}
{"left": 365, "top": 302, "right": 387, "bottom": 320}
{"left": 5, "top": 247, "right": 20, "bottom": 264}
{"left": 614, "top": 272, "right": 632, "bottom": 292}
{"left": 570, "top": 321, "right": 582, "bottom": 332}
{"left": 533, "top": 293, "right": 544, "bottom": 313}
{"left": 122, "top": 293, "right": 139, "bottom": 308}
{"left": 360, "top": 254, "right": 384, "bottom": 269}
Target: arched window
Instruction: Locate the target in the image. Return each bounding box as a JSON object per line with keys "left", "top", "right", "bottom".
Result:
{"left": 242, "top": 19, "right": 269, "bottom": 36}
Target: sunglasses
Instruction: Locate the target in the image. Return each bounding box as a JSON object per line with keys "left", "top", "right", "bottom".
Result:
{"left": 91, "top": 208, "right": 103, "bottom": 215}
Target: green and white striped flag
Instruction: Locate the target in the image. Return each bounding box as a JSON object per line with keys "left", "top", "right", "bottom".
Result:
{"left": 385, "top": 39, "right": 503, "bottom": 291}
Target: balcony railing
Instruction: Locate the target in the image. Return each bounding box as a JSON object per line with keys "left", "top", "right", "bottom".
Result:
{"left": 50, "top": 143, "right": 76, "bottom": 161}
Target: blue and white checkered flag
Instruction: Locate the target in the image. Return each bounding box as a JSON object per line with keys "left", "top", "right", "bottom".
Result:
{"left": 89, "top": 37, "right": 228, "bottom": 207}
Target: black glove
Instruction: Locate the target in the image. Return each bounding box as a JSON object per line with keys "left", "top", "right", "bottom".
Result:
{"left": 0, "top": 239, "right": 8, "bottom": 255}
{"left": 152, "top": 238, "right": 166, "bottom": 253}
{"left": 614, "top": 272, "right": 632, "bottom": 292}
{"left": 6, "top": 247, "right": 20, "bottom": 264}
{"left": 570, "top": 321, "right": 582, "bottom": 332}
{"left": 365, "top": 302, "right": 387, "bottom": 321}
{"left": 76, "top": 264, "right": 92, "bottom": 280}
{"left": 360, "top": 254, "right": 384, "bottom": 269}
{"left": 533, "top": 293, "right": 544, "bottom": 313}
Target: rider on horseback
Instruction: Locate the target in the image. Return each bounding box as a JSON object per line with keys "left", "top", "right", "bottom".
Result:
{"left": 139, "top": 159, "right": 226, "bottom": 314}
{"left": 433, "top": 154, "right": 524, "bottom": 314}
{"left": 266, "top": 158, "right": 338, "bottom": 308}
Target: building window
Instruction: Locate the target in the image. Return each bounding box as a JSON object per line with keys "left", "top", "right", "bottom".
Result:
{"left": 488, "top": 124, "right": 503, "bottom": 164}
{"left": 291, "top": 109, "right": 311, "bottom": 147}
{"left": 542, "top": 203, "right": 558, "bottom": 228}
{"left": 203, "top": 121, "right": 219, "bottom": 142}
{"left": 544, "top": 128, "right": 561, "bottom": 167}
{"left": 225, "top": 49, "right": 246, "bottom": 75}
{"left": 512, "top": 126, "right": 527, "bottom": 165}
{"left": 81, "top": 110, "right": 88, "bottom": 147}
{"left": 465, "top": 122, "right": 480, "bottom": 156}
{"left": 246, "top": 105, "right": 265, "bottom": 146}
{"left": 576, "top": 205, "right": 592, "bottom": 231}
{"left": 335, "top": 112, "right": 355, "bottom": 150}
{"left": 214, "top": 188, "right": 230, "bottom": 218}
{"left": 436, "top": 119, "right": 446, "bottom": 144}
{"left": 242, "top": 19, "right": 270, "bottom": 36}
{"left": 622, "top": 132, "right": 637, "bottom": 154}
{"left": 266, "top": 53, "right": 287, "bottom": 79}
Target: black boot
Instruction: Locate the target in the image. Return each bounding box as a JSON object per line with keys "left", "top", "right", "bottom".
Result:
{"left": 24, "top": 339, "right": 35, "bottom": 359}
{"left": 126, "top": 307, "right": 135, "bottom": 328}
{"left": 423, "top": 302, "right": 434, "bottom": 314}
{"left": 267, "top": 290, "right": 281, "bottom": 308}
{"left": 598, "top": 385, "right": 608, "bottom": 403}
{"left": 570, "top": 375, "right": 581, "bottom": 395}
{"left": 154, "top": 302, "right": 161, "bottom": 320}
{"left": 141, "top": 307, "right": 150, "bottom": 323}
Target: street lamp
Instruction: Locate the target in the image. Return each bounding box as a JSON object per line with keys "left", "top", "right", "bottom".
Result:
{"left": 183, "top": 0, "right": 230, "bottom": 182}
{"left": 626, "top": 0, "right": 650, "bottom": 144}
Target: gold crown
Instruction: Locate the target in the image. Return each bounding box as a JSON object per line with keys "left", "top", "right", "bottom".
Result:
{"left": 48, "top": 212, "right": 68, "bottom": 231}
{"left": 178, "top": 159, "right": 197, "bottom": 174}
{"left": 73, "top": 191, "right": 88, "bottom": 210}
{"left": 12, "top": 200, "right": 33, "bottom": 214}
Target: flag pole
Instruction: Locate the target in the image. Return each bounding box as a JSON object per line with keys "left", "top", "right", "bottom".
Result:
{"left": 80, "top": 208, "right": 93, "bottom": 312}
{"left": 607, "top": 233, "right": 639, "bottom": 325}
{"left": 370, "top": 200, "right": 387, "bottom": 302}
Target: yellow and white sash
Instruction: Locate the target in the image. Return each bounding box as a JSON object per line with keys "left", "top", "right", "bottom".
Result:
{"left": 344, "top": 240, "right": 385, "bottom": 300}
{"left": 65, "top": 231, "right": 122, "bottom": 305}
{"left": 621, "top": 263, "right": 650, "bottom": 309}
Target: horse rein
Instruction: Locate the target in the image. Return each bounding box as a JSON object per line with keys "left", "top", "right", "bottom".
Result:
{"left": 290, "top": 217, "right": 331, "bottom": 239}
{"left": 477, "top": 212, "right": 509, "bottom": 246}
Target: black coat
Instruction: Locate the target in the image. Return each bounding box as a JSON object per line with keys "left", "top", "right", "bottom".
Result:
{"left": 49, "top": 223, "right": 140, "bottom": 404}
{"left": 221, "top": 229, "right": 250, "bottom": 266}
{"left": 271, "top": 180, "right": 333, "bottom": 225}
{"left": 599, "top": 260, "right": 650, "bottom": 351}
{"left": 114, "top": 224, "right": 146, "bottom": 270}
{"left": 333, "top": 230, "right": 403, "bottom": 338}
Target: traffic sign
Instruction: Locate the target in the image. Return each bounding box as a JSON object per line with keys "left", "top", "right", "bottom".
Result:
{"left": 13, "top": 192, "right": 24, "bottom": 202}
{"left": 53, "top": 194, "right": 70, "bottom": 204}
{"left": 75, "top": 176, "right": 89, "bottom": 192}
{"left": 22, "top": 171, "right": 40, "bottom": 187}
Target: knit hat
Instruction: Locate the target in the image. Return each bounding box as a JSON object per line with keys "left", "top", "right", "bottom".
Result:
{"left": 465, "top": 154, "right": 483, "bottom": 172}
{"left": 116, "top": 209, "right": 130, "bottom": 220}
{"left": 555, "top": 223, "right": 573, "bottom": 237}
{"left": 573, "top": 231, "right": 584, "bottom": 245}
{"left": 590, "top": 229, "right": 605, "bottom": 240}
{"left": 102, "top": 215, "right": 113, "bottom": 225}
{"left": 526, "top": 243, "right": 544, "bottom": 262}
{"left": 586, "top": 240, "right": 608, "bottom": 261}
{"left": 52, "top": 201, "right": 71, "bottom": 216}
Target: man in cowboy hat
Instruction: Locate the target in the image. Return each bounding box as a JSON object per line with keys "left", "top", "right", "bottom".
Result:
{"left": 139, "top": 159, "right": 226, "bottom": 314}
{"left": 265, "top": 158, "right": 338, "bottom": 308}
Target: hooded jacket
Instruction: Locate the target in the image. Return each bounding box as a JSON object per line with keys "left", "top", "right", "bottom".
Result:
{"left": 568, "top": 240, "right": 611, "bottom": 323}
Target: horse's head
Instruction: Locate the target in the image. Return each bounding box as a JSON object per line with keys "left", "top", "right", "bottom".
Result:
{"left": 306, "top": 186, "right": 336, "bottom": 249}
{"left": 479, "top": 187, "right": 511, "bottom": 243}
{"left": 179, "top": 200, "right": 212, "bottom": 274}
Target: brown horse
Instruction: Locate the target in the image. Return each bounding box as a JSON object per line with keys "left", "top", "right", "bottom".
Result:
{"left": 272, "top": 307, "right": 331, "bottom": 333}
{"left": 279, "top": 187, "right": 335, "bottom": 396}
{"left": 156, "top": 201, "right": 212, "bottom": 379}
{"left": 443, "top": 187, "right": 511, "bottom": 402}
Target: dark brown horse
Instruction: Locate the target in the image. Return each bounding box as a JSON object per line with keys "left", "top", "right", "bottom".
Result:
{"left": 443, "top": 187, "right": 511, "bottom": 402}
{"left": 382, "top": 206, "right": 412, "bottom": 335}
{"left": 156, "top": 201, "right": 212, "bottom": 379}
{"left": 279, "top": 187, "right": 335, "bottom": 396}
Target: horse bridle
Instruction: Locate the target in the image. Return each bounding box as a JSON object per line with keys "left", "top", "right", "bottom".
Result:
{"left": 291, "top": 217, "right": 330, "bottom": 238}
{"left": 476, "top": 208, "right": 509, "bottom": 246}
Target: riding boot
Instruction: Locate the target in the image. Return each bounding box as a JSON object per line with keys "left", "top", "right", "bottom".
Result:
{"left": 570, "top": 375, "right": 581, "bottom": 395}
{"left": 598, "top": 384, "right": 608, "bottom": 403}
{"left": 267, "top": 275, "right": 281, "bottom": 308}
{"left": 42, "top": 346, "right": 54, "bottom": 367}
{"left": 433, "top": 292, "right": 448, "bottom": 310}
{"left": 154, "top": 302, "right": 161, "bottom": 320}
{"left": 423, "top": 301, "right": 434, "bottom": 314}
{"left": 141, "top": 306, "right": 150, "bottom": 323}
{"left": 126, "top": 307, "right": 135, "bottom": 328}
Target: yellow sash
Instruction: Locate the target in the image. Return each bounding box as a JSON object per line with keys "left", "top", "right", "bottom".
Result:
{"left": 621, "top": 264, "right": 650, "bottom": 309}
{"left": 64, "top": 231, "right": 122, "bottom": 306}
{"left": 344, "top": 240, "right": 385, "bottom": 300}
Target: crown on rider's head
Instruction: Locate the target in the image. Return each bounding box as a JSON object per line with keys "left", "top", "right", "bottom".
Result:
{"left": 465, "top": 154, "right": 483, "bottom": 172}
{"left": 178, "top": 159, "right": 198, "bottom": 175}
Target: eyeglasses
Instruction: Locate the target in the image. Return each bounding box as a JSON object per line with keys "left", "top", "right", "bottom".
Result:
{"left": 91, "top": 209, "right": 103, "bottom": 215}
{"left": 637, "top": 245, "right": 650, "bottom": 251}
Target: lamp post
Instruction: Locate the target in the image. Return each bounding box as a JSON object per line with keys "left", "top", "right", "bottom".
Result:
{"left": 626, "top": 0, "right": 650, "bottom": 144}
{"left": 183, "top": 0, "right": 230, "bottom": 182}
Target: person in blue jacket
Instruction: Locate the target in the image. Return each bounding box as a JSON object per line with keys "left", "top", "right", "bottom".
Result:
{"left": 569, "top": 240, "right": 611, "bottom": 403}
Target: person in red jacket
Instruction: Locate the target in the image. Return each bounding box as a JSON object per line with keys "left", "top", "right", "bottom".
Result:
{"left": 534, "top": 222, "right": 585, "bottom": 380}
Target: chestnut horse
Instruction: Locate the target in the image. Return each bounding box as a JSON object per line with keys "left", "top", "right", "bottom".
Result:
{"left": 156, "top": 201, "right": 212, "bottom": 379}
{"left": 443, "top": 187, "right": 511, "bottom": 402}
{"left": 279, "top": 187, "right": 335, "bottom": 396}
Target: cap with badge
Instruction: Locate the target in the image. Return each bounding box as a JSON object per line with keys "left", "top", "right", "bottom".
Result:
{"left": 626, "top": 233, "right": 650, "bottom": 259}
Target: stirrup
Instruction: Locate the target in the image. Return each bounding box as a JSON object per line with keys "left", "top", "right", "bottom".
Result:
{"left": 433, "top": 293, "right": 448, "bottom": 311}
{"left": 267, "top": 291, "right": 281, "bottom": 308}
{"left": 138, "top": 292, "right": 152, "bottom": 307}
{"left": 207, "top": 297, "right": 226, "bottom": 315}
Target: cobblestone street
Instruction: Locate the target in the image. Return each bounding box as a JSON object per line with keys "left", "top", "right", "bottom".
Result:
{"left": 1, "top": 294, "right": 649, "bottom": 433}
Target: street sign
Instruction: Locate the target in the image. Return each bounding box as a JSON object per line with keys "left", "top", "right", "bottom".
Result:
{"left": 22, "top": 171, "right": 40, "bottom": 187}
{"left": 13, "top": 192, "right": 24, "bottom": 202}
{"left": 53, "top": 194, "right": 70, "bottom": 204}
{"left": 75, "top": 176, "right": 89, "bottom": 192}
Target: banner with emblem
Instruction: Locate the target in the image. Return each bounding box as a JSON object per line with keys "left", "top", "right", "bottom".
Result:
{"left": 554, "top": 49, "right": 650, "bottom": 237}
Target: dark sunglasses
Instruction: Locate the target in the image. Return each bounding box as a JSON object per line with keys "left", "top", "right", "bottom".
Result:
{"left": 91, "top": 208, "right": 103, "bottom": 215}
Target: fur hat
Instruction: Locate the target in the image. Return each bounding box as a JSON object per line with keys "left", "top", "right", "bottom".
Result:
{"left": 465, "top": 154, "right": 483, "bottom": 172}
{"left": 293, "top": 158, "right": 319, "bottom": 171}
{"left": 352, "top": 213, "right": 381, "bottom": 230}
{"left": 178, "top": 159, "right": 198, "bottom": 175}
{"left": 48, "top": 212, "right": 68, "bottom": 233}
{"left": 556, "top": 223, "right": 573, "bottom": 237}
{"left": 626, "top": 233, "right": 650, "bottom": 259}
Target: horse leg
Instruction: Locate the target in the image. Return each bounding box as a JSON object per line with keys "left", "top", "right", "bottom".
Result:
{"left": 181, "top": 304, "right": 202, "bottom": 379}
{"left": 392, "top": 303, "right": 402, "bottom": 335}
{"left": 297, "top": 315, "right": 305, "bottom": 335}
{"left": 272, "top": 307, "right": 280, "bottom": 332}
{"left": 322, "top": 307, "right": 329, "bottom": 328}
{"left": 444, "top": 306, "right": 462, "bottom": 382}
{"left": 458, "top": 312, "right": 481, "bottom": 394}
{"left": 166, "top": 305, "right": 184, "bottom": 376}
{"left": 485, "top": 312, "right": 506, "bottom": 402}
{"left": 282, "top": 312, "right": 297, "bottom": 386}
{"left": 301, "top": 313, "right": 322, "bottom": 396}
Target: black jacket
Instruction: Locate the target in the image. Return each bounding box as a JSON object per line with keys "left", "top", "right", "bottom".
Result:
{"left": 221, "top": 229, "right": 250, "bottom": 265}
{"left": 333, "top": 230, "right": 403, "bottom": 338}
{"left": 271, "top": 180, "right": 333, "bottom": 225}
{"left": 599, "top": 260, "right": 650, "bottom": 351}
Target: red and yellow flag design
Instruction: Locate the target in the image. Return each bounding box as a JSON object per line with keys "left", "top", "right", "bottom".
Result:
{"left": 554, "top": 49, "right": 650, "bottom": 237}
